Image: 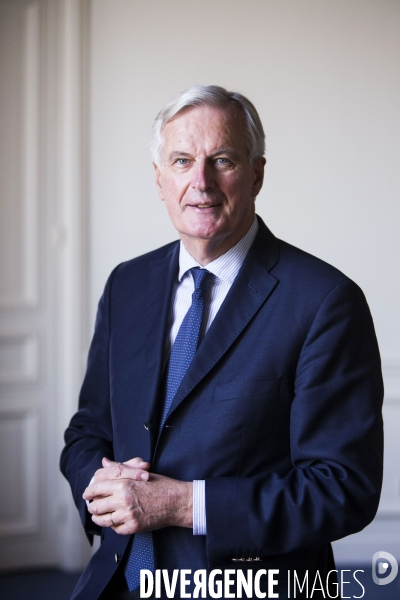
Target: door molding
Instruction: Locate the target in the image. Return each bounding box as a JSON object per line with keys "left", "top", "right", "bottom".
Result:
{"left": 47, "top": 0, "right": 93, "bottom": 570}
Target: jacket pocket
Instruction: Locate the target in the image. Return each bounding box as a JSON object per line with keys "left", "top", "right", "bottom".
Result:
{"left": 212, "top": 377, "right": 281, "bottom": 402}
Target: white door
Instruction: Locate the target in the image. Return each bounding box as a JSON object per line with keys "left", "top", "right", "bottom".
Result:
{"left": 0, "top": 0, "right": 91, "bottom": 570}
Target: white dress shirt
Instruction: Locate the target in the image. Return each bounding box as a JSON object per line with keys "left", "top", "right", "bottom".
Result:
{"left": 166, "top": 217, "right": 259, "bottom": 535}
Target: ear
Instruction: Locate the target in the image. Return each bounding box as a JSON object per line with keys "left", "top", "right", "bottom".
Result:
{"left": 251, "top": 157, "right": 266, "bottom": 197}
{"left": 153, "top": 162, "right": 164, "bottom": 201}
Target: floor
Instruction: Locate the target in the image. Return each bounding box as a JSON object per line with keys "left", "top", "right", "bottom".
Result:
{"left": 0, "top": 569, "right": 82, "bottom": 600}
{"left": 0, "top": 566, "right": 399, "bottom": 599}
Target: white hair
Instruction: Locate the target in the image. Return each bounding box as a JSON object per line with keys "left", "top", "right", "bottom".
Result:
{"left": 150, "top": 85, "right": 265, "bottom": 166}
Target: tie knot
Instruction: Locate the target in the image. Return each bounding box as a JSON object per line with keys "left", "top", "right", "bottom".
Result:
{"left": 190, "top": 267, "right": 210, "bottom": 291}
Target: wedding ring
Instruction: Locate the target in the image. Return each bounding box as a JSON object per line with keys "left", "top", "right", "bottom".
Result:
{"left": 110, "top": 512, "right": 117, "bottom": 526}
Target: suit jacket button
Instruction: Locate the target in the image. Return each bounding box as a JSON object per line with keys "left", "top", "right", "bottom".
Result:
{"left": 115, "top": 553, "right": 120, "bottom": 563}
{"left": 144, "top": 422, "right": 149, "bottom": 430}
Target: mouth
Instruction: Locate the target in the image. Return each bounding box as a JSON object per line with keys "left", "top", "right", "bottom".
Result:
{"left": 189, "top": 202, "right": 221, "bottom": 209}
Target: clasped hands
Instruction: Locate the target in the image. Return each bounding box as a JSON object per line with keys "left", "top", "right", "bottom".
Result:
{"left": 83, "top": 457, "right": 193, "bottom": 535}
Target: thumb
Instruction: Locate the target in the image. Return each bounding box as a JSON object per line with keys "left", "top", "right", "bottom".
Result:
{"left": 102, "top": 456, "right": 117, "bottom": 467}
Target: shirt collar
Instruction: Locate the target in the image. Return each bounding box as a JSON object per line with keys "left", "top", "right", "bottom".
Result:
{"left": 178, "top": 216, "right": 259, "bottom": 284}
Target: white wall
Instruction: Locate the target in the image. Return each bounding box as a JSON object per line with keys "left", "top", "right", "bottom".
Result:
{"left": 89, "top": 0, "right": 400, "bottom": 562}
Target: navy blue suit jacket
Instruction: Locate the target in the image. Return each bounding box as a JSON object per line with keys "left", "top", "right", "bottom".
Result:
{"left": 61, "top": 217, "right": 383, "bottom": 599}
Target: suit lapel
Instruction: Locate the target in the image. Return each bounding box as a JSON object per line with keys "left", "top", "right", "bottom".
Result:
{"left": 165, "top": 219, "right": 280, "bottom": 420}
{"left": 143, "top": 243, "right": 179, "bottom": 432}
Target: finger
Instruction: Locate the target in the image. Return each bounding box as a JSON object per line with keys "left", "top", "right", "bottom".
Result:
{"left": 108, "top": 510, "right": 127, "bottom": 531}
{"left": 91, "top": 512, "right": 138, "bottom": 535}
{"left": 87, "top": 495, "right": 118, "bottom": 517}
{"left": 83, "top": 478, "right": 121, "bottom": 501}
{"left": 123, "top": 457, "right": 151, "bottom": 470}
{"left": 102, "top": 456, "right": 151, "bottom": 470}
{"left": 91, "top": 510, "right": 121, "bottom": 529}
{"left": 94, "top": 462, "right": 149, "bottom": 482}
{"left": 91, "top": 511, "right": 143, "bottom": 535}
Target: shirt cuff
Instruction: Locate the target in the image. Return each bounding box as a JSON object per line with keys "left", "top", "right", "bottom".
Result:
{"left": 85, "top": 475, "right": 95, "bottom": 508}
{"left": 193, "top": 480, "right": 207, "bottom": 535}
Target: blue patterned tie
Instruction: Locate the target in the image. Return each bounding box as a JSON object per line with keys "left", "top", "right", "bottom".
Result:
{"left": 124, "top": 267, "right": 210, "bottom": 591}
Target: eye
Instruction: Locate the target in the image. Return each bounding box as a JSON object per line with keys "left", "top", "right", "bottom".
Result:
{"left": 176, "top": 158, "right": 190, "bottom": 165}
{"left": 215, "top": 157, "right": 231, "bottom": 166}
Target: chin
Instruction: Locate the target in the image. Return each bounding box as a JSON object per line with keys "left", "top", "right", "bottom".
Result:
{"left": 186, "top": 224, "right": 224, "bottom": 241}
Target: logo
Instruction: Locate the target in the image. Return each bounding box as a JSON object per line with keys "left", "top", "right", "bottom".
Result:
{"left": 372, "top": 551, "right": 398, "bottom": 585}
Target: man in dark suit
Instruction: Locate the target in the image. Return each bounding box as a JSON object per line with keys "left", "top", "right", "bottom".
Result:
{"left": 61, "top": 85, "right": 383, "bottom": 599}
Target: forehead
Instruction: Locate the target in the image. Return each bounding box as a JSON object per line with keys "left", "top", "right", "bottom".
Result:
{"left": 161, "top": 104, "right": 248, "bottom": 156}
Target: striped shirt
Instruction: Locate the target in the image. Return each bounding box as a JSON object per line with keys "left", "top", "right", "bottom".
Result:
{"left": 166, "top": 216, "right": 259, "bottom": 357}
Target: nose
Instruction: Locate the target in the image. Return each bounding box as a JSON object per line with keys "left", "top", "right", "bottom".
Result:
{"left": 191, "top": 159, "right": 215, "bottom": 192}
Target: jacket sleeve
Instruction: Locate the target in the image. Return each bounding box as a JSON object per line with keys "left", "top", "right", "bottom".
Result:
{"left": 205, "top": 279, "right": 384, "bottom": 565}
{"left": 60, "top": 268, "right": 118, "bottom": 540}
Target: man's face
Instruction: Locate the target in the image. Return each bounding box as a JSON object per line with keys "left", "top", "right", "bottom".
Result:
{"left": 154, "top": 105, "right": 265, "bottom": 258}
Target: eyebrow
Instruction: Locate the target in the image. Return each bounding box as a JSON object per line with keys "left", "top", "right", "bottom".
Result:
{"left": 210, "top": 148, "right": 241, "bottom": 159}
{"left": 168, "top": 151, "right": 192, "bottom": 160}
{"left": 167, "top": 148, "right": 242, "bottom": 161}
